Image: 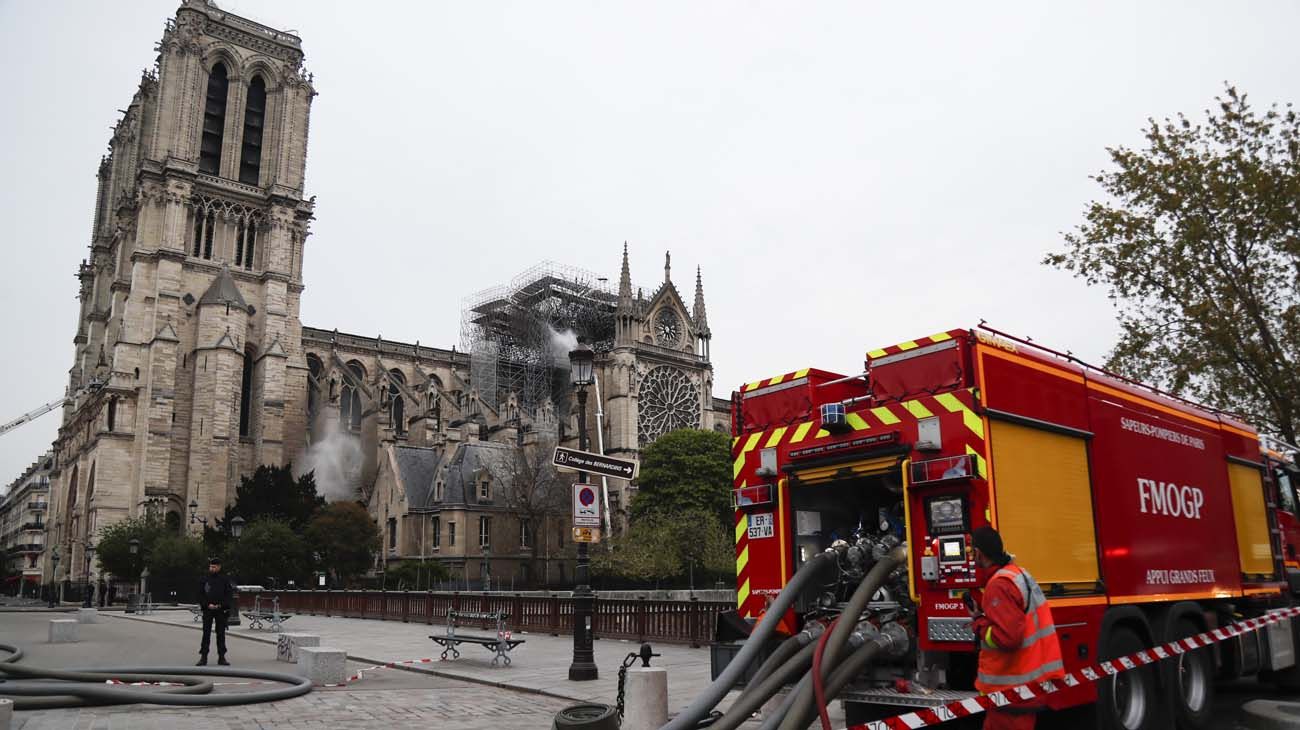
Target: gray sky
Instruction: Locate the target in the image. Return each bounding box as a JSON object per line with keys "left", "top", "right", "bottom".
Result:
{"left": 2, "top": 1, "right": 1297, "bottom": 484}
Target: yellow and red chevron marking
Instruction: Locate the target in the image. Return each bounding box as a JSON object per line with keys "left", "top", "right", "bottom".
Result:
{"left": 866, "top": 329, "right": 967, "bottom": 361}
{"left": 742, "top": 368, "right": 811, "bottom": 393}
{"left": 734, "top": 505, "right": 751, "bottom": 611}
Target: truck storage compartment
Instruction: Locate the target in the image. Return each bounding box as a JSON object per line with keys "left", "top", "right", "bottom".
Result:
{"left": 1228, "top": 461, "right": 1274, "bottom": 577}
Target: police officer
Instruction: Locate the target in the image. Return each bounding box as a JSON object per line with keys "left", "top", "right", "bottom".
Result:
{"left": 197, "top": 557, "right": 236, "bottom": 666}
{"left": 968, "top": 527, "right": 1064, "bottom": 730}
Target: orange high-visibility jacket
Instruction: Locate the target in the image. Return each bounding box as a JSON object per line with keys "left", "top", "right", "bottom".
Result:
{"left": 973, "top": 562, "right": 1065, "bottom": 694}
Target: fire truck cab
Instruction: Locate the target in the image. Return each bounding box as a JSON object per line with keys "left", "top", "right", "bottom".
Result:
{"left": 723, "top": 326, "right": 1300, "bottom": 729}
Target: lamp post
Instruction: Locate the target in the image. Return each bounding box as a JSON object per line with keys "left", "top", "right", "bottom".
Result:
{"left": 48, "top": 548, "right": 60, "bottom": 607}
{"left": 128, "top": 537, "right": 142, "bottom": 597}
{"left": 82, "top": 544, "right": 97, "bottom": 608}
{"left": 188, "top": 499, "right": 208, "bottom": 530}
{"left": 567, "top": 338, "right": 598, "bottom": 681}
{"left": 230, "top": 515, "right": 245, "bottom": 539}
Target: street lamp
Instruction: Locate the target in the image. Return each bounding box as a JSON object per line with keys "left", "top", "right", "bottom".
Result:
{"left": 188, "top": 499, "right": 208, "bottom": 529}
{"left": 567, "top": 338, "right": 598, "bottom": 681}
{"left": 230, "top": 515, "right": 246, "bottom": 539}
{"left": 83, "top": 544, "right": 97, "bottom": 608}
{"left": 48, "top": 547, "right": 60, "bottom": 607}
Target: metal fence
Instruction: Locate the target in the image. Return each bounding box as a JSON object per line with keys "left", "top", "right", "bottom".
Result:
{"left": 237, "top": 590, "right": 733, "bottom": 647}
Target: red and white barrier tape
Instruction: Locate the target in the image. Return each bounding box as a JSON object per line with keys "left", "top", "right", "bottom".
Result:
{"left": 853, "top": 605, "right": 1300, "bottom": 729}
{"left": 321, "top": 656, "right": 444, "bottom": 687}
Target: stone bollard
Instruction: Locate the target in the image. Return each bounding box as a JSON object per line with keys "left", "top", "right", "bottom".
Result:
{"left": 297, "top": 646, "right": 347, "bottom": 686}
{"left": 49, "top": 619, "right": 79, "bottom": 643}
{"left": 276, "top": 633, "right": 321, "bottom": 663}
{"left": 76, "top": 608, "right": 99, "bottom": 624}
{"left": 621, "top": 666, "right": 668, "bottom": 730}
{"left": 0, "top": 698, "right": 12, "bottom": 730}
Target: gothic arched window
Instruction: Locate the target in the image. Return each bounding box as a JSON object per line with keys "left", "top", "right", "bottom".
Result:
{"left": 389, "top": 369, "right": 406, "bottom": 435}
{"left": 239, "top": 75, "right": 266, "bottom": 185}
{"left": 65, "top": 465, "right": 79, "bottom": 522}
{"left": 239, "top": 349, "right": 255, "bottom": 437}
{"left": 306, "top": 354, "right": 322, "bottom": 421}
{"left": 341, "top": 360, "right": 366, "bottom": 432}
{"left": 199, "top": 63, "right": 229, "bottom": 176}
{"left": 106, "top": 397, "right": 117, "bottom": 432}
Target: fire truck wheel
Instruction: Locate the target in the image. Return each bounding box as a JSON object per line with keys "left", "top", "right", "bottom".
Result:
{"left": 1097, "top": 626, "right": 1161, "bottom": 730}
{"left": 1161, "top": 618, "right": 1214, "bottom": 730}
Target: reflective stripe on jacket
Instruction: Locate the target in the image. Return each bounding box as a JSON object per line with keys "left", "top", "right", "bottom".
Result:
{"left": 974, "top": 562, "right": 1065, "bottom": 694}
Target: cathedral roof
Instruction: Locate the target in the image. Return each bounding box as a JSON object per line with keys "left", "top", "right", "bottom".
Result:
{"left": 198, "top": 266, "right": 250, "bottom": 312}
{"left": 393, "top": 445, "right": 445, "bottom": 509}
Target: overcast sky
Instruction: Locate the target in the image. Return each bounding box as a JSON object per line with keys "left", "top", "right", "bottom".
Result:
{"left": 2, "top": 1, "right": 1297, "bottom": 484}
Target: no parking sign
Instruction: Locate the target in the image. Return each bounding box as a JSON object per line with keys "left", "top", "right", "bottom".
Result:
{"left": 573, "top": 483, "right": 601, "bottom": 527}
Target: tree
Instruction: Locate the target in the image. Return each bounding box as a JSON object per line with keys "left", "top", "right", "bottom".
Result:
{"left": 96, "top": 516, "right": 169, "bottom": 583}
{"left": 227, "top": 464, "right": 326, "bottom": 530}
{"left": 593, "top": 508, "right": 734, "bottom": 587}
{"left": 1046, "top": 86, "right": 1300, "bottom": 443}
{"left": 384, "top": 560, "right": 450, "bottom": 590}
{"left": 631, "top": 429, "right": 732, "bottom": 525}
{"left": 487, "top": 435, "right": 572, "bottom": 570}
{"left": 147, "top": 534, "right": 207, "bottom": 602}
{"left": 306, "top": 502, "right": 380, "bottom": 587}
{"left": 225, "top": 520, "right": 310, "bottom": 589}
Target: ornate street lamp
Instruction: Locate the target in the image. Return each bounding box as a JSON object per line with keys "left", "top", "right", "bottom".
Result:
{"left": 230, "top": 515, "right": 246, "bottom": 539}
{"left": 48, "top": 547, "right": 60, "bottom": 607}
{"left": 82, "top": 544, "right": 97, "bottom": 608}
{"left": 567, "top": 339, "right": 598, "bottom": 681}
{"left": 188, "top": 499, "right": 208, "bottom": 529}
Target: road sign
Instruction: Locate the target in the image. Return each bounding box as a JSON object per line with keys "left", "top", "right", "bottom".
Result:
{"left": 572, "top": 527, "right": 599, "bottom": 543}
{"left": 573, "top": 483, "right": 601, "bottom": 527}
{"left": 553, "top": 446, "right": 639, "bottom": 481}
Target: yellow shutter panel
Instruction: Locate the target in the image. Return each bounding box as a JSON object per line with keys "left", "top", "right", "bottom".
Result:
{"left": 1227, "top": 462, "right": 1273, "bottom": 577}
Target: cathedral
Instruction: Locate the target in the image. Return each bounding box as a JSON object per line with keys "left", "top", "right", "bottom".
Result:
{"left": 43, "top": 1, "right": 724, "bottom": 589}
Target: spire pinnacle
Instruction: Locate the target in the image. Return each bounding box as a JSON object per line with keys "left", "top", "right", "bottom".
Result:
{"left": 664, "top": 250, "right": 671, "bottom": 284}
{"left": 618, "top": 242, "right": 632, "bottom": 301}
{"left": 693, "top": 266, "right": 709, "bottom": 334}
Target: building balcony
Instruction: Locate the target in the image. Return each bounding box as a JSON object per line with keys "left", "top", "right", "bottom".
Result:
{"left": 28, "top": 502, "right": 47, "bottom": 511}
{"left": 22, "top": 522, "right": 46, "bottom": 532}
{"left": 11, "top": 544, "right": 44, "bottom": 554}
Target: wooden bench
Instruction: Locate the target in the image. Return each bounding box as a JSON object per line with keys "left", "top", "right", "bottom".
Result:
{"left": 242, "top": 595, "right": 293, "bottom": 632}
{"left": 429, "top": 610, "right": 525, "bottom": 666}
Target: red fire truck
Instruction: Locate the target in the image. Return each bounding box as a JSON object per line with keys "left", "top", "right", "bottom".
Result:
{"left": 724, "top": 325, "right": 1300, "bottom": 729}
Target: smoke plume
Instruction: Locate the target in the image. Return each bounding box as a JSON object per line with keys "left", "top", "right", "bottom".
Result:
{"left": 547, "top": 325, "right": 579, "bottom": 366}
{"left": 295, "top": 419, "right": 362, "bottom": 502}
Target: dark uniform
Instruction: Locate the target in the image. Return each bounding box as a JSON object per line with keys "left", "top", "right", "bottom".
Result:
{"left": 198, "top": 564, "right": 236, "bottom": 665}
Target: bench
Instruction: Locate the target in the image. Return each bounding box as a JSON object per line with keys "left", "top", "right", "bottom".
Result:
{"left": 188, "top": 606, "right": 202, "bottom": 622}
{"left": 243, "top": 595, "right": 293, "bottom": 632}
{"left": 429, "top": 610, "right": 525, "bottom": 666}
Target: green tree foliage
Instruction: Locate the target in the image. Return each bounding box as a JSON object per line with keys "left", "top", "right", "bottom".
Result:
{"left": 1047, "top": 86, "right": 1300, "bottom": 443}
{"left": 383, "top": 560, "right": 451, "bottom": 590}
{"left": 227, "top": 465, "right": 326, "bottom": 530}
{"left": 306, "top": 502, "right": 380, "bottom": 587}
{"left": 148, "top": 534, "right": 207, "bottom": 594}
{"left": 593, "top": 509, "right": 734, "bottom": 586}
{"left": 226, "top": 520, "right": 309, "bottom": 589}
{"left": 96, "top": 516, "right": 169, "bottom": 582}
{"left": 630, "top": 429, "right": 732, "bottom": 525}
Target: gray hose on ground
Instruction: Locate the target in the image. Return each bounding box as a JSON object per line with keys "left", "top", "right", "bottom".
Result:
{"left": 757, "top": 672, "right": 811, "bottom": 730}
{"left": 0, "top": 642, "right": 313, "bottom": 710}
{"left": 777, "top": 546, "right": 907, "bottom": 730}
{"left": 660, "top": 547, "right": 842, "bottom": 730}
{"left": 710, "top": 641, "right": 818, "bottom": 730}
{"left": 779, "top": 642, "right": 885, "bottom": 730}
{"left": 746, "top": 630, "right": 812, "bottom": 691}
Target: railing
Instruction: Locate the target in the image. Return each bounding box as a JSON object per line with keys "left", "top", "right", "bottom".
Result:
{"left": 22, "top": 522, "right": 45, "bottom": 531}
{"left": 28, "top": 502, "right": 48, "bottom": 511}
{"left": 237, "top": 590, "right": 732, "bottom": 647}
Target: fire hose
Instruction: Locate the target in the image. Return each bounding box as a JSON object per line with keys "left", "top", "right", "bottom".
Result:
{"left": 660, "top": 546, "right": 846, "bottom": 730}
{"left": 0, "top": 642, "right": 312, "bottom": 710}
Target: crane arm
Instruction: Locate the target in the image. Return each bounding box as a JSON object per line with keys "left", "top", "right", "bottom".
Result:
{"left": 0, "top": 397, "right": 71, "bottom": 436}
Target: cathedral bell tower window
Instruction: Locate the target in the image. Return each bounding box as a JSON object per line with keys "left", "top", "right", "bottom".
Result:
{"left": 239, "top": 76, "right": 266, "bottom": 185}
{"left": 239, "top": 349, "right": 255, "bottom": 437}
{"left": 199, "top": 63, "right": 229, "bottom": 176}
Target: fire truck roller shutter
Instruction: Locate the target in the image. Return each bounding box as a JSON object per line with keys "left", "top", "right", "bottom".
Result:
{"left": 988, "top": 419, "right": 1101, "bottom": 589}
{"left": 1227, "top": 461, "right": 1274, "bottom": 577}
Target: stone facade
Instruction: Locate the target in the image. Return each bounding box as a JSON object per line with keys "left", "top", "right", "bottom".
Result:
{"left": 37, "top": 1, "right": 728, "bottom": 591}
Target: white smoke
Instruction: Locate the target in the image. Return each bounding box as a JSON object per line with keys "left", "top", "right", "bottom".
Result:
{"left": 295, "top": 419, "right": 363, "bottom": 502}
{"left": 547, "top": 325, "right": 579, "bottom": 366}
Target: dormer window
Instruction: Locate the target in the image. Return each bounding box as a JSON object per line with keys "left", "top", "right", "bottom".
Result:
{"left": 479, "top": 480, "right": 491, "bottom": 501}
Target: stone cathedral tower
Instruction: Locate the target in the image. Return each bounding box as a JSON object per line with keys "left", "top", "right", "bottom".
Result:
{"left": 48, "top": 0, "right": 316, "bottom": 581}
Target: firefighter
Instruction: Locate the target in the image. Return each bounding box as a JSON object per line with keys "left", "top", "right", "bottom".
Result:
{"left": 967, "top": 527, "right": 1064, "bottom": 730}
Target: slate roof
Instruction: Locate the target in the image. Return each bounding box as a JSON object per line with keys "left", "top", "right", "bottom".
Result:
{"left": 198, "top": 266, "right": 250, "bottom": 312}
{"left": 443, "top": 441, "right": 514, "bottom": 507}
{"left": 393, "top": 445, "right": 443, "bottom": 510}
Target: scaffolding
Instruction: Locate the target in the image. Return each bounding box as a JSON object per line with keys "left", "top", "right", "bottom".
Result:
{"left": 460, "top": 261, "right": 617, "bottom": 421}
